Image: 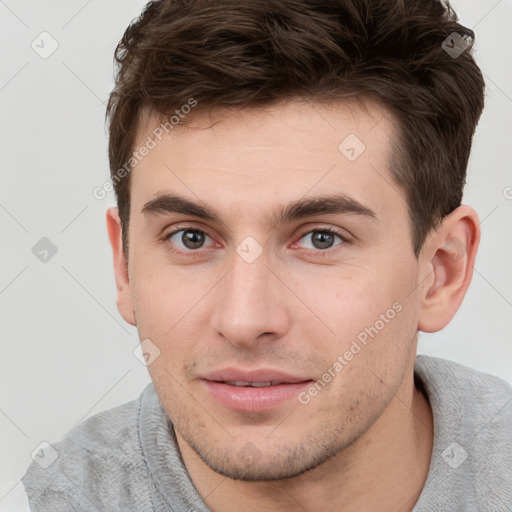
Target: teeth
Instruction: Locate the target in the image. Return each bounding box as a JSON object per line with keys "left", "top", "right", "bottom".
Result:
{"left": 226, "top": 381, "right": 282, "bottom": 387}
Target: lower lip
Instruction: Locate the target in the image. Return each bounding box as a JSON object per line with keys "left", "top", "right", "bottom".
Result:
{"left": 202, "top": 380, "right": 312, "bottom": 412}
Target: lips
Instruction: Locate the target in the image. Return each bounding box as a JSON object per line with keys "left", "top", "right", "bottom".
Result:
{"left": 201, "top": 368, "right": 313, "bottom": 412}
{"left": 203, "top": 368, "right": 311, "bottom": 385}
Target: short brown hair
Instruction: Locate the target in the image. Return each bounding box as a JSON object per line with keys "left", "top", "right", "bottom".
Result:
{"left": 106, "top": 0, "right": 485, "bottom": 258}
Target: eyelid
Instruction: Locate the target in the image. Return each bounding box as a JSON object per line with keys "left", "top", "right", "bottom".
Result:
{"left": 164, "top": 223, "right": 211, "bottom": 237}
{"left": 294, "top": 224, "right": 351, "bottom": 244}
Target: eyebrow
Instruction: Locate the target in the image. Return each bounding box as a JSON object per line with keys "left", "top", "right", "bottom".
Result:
{"left": 141, "top": 192, "right": 377, "bottom": 228}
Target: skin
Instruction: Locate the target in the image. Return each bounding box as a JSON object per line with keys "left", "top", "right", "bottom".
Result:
{"left": 106, "top": 98, "right": 480, "bottom": 511}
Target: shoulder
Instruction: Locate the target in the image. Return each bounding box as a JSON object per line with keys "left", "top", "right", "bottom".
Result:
{"left": 22, "top": 383, "right": 155, "bottom": 510}
{"left": 415, "top": 354, "right": 512, "bottom": 434}
{"left": 415, "top": 354, "right": 512, "bottom": 410}
{"left": 414, "top": 355, "right": 512, "bottom": 510}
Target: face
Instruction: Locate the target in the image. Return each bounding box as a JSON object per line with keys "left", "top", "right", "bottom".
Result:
{"left": 121, "top": 99, "right": 424, "bottom": 480}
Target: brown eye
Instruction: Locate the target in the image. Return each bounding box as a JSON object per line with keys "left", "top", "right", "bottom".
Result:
{"left": 166, "top": 228, "right": 211, "bottom": 251}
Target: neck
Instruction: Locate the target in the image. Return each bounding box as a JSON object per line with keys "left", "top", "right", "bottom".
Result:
{"left": 176, "top": 369, "right": 433, "bottom": 512}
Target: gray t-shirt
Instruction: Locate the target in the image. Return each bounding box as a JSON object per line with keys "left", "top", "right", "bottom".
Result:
{"left": 21, "top": 355, "right": 512, "bottom": 511}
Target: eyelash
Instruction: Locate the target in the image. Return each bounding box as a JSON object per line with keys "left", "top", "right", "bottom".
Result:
{"left": 162, "top": 225, "right": 349, "bottom": 259}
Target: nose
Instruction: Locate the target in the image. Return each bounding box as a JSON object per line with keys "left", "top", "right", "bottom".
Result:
{"left": 210, "top": 248, "right": 290, "bottom": 349}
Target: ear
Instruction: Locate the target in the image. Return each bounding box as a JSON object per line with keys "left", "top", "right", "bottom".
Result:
{"left": 417, "top": 205, "right": 480, "bottom": 333}
{"left": 106, "top": 207, "right": 136, "bottom": 326}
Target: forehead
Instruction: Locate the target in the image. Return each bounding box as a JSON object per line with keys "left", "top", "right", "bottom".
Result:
{"left": 130, "top": 98, "right": 405, "bottom": 225}
{"left": 136, "top": 97, "right": 395, "bottom": 153}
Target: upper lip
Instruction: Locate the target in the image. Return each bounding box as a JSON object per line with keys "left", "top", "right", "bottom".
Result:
{"left": 201, "top": 368, "right": 312, "bottom": 384}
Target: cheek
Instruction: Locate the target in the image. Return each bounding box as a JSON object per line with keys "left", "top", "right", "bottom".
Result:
{"left": 311, "top": 265, "right": 418, "bottom": 379}
{"left": 130, "top": 261, "right": 213, "bottom": 364}
{"left": 131, "top": 252, "right": 190, "bottom": 320}
{"left": 320, "top": 274, "right": 394, "bottom": 338}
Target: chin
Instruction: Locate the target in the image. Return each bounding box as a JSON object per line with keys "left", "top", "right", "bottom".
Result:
{"left": 181, "top": 426, "right": 353, "bottom": 482}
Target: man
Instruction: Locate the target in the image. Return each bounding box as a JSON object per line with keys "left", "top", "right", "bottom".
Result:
{"left": 21, "top": 0, "right": 512, "bottom": 510}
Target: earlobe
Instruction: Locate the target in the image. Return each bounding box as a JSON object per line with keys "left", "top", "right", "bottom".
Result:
{"left": 418, "top": 206, "right": 480, "bottom": 333}
{"left": 106, "top": 207, "right": 136, "bottom": 326}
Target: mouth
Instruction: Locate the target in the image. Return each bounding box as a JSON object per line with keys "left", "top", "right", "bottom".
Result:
{"left": 200, "top": 369, "right": 313, "bottom": 412}
{"left": 222, "top": 381, "right": 291, "bottom": 387}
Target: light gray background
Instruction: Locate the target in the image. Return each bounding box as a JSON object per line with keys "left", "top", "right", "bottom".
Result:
{"left": 1, "top": 0, "right": 511, "bottom": 502}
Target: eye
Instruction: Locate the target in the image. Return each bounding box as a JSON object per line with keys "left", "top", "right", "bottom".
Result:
{"left": 165, "top": 227, "right": 214, "bottom": 253}
{"left": 295, "top": 227, "right": 346, "bottom": 253}
{"left": 163, "top": 225, "right": 348, "bottom": 258}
